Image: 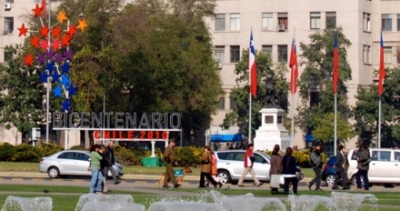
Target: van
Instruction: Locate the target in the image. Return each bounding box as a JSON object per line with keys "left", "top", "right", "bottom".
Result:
{"left": 347, "top": 148, "right": 400, "bottom": 186}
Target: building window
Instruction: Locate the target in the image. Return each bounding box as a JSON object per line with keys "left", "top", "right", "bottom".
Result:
{"left": 310, "top": 12, "right": 321, "bottom": 29}
{"left": 214, "top": 46, "right": 225, "bottom": 69}
{"left": 4, "top": 50, "right": 12, "bottom": 62}
{"left": 363, "top": 45, "right": 371, "bottom": 64}
{"left": 6, "top": 0, "right": 14, "bottom": 3}
{"left": 384, "top": 47, "right": 392, "bottom": 64}
{"left": 230, "top": 13, "right": 240, "bottom": 31}
{"left": 277, "top": 13, "right": 288, "bottom": 31}
{"left": 278, "top": 45, "right": 288, "bottom": 62}
{"left": 397, "top": 14, "right": 400, "bottom": 31}
{"left": 326, "top": 12, "right": 336, "bottom": 29}
{"left": 230, "top": 45, "right": 240, "bottom": 63}
{"left": 4, "top": 17, "right": 14, "bottom": 35}
{"left": 262, "top": 13, "right": 273, "bottom": 30}
{"left": 382, "top": 14, "right": 392, "bottom": 31}
{"left": 218, "top": 97, "right": 225, "bottom": 110}
{"left": 397, "top": 47, "right": 400, "bottom": 64}
{"left": 363, "top": 13, "right": 371, "bottom": 32}
{"left": 262, "top": 45, "right": 272, "bottom": 56}
{"left": 229, "top": 97, "right": 237, "bottom": 110}
{"left": 215, "top": 14, "right": 225, "bottom": 31}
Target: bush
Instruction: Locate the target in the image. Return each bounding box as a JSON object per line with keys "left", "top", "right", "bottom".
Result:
{"left": 11, "top": 144, "right": 41, "bottom": 162}
{"left": 37, "top": 143, "right": 63, "bottom": 157}
{"left": 0, "top": 143, "right": 16, "bottom": 161}
{"left": 264, "top": 148, "right": 327, "bottom": 168}
{"left": 70, "top": 145, "right": 87, "bottom": 150}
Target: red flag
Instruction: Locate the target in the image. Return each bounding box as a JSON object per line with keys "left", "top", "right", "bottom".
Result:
{"left": 289, "top": 37, "right": 298, "bottom": 94}
{"left": 41, "top": 0, "right": 46, "bottom": 17}
{"left": 249, "top": 31, "right": 257, "bottom": 97}
{"left": 333, "top": 31, "right": 339, "bottom": 94}
{"left": 378, "top": 32, "right": 385, "bottom": 96}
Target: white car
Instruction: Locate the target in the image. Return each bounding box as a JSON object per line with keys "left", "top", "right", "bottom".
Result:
{"left": 347, "top": 148, "right": 400, "bottom": 185}
{"left": 215, "top": 150, "right": 303, "bottom": 184}
{"left": 39, "top": 150, "right": 124, "bottom": 179}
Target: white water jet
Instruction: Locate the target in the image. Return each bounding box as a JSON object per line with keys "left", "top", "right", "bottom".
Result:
{"left": 1, "top": 196, "right": 52, "bottom": 211}
{"left": 147, "top": 201, "right": 221, "bottom": 211}
{"left": 81, "top": 201, "right": 145, "bottom": 211}
{"left": 75, "top": 194, "right": 134, "bottom": 211}
{"left": 287, "top": 194, "right": 337, "bottom": 211}
{"left": 331, "top": 192, "right": 378, "bottom": 211}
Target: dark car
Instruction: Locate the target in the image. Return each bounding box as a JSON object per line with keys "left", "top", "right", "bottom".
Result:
{"left": 322, "top": 156, "right": 337, "bottom": 186}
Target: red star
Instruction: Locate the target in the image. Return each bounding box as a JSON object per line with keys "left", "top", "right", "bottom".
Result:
{"left": 40, "top": 39, "right": 49, "bottom": 52}
{"left": 67, "top": 25, "right": 77, "bottom": 38}
{"left": 18, "top": 23, "right": 28, "bottom": 37}
{"left": 30, "top": 35, "right": 40, "bottom": 48}
{"left": 51, "top": 39, "right": 61, "bottom": 51}
{"left": 61, "top": 34, "right": 70, "bottom": 47}
{"left": 52, "top": 25, "right": 62, "bottom": 39}
{"left": 24, "top": 53, "right": 34, "bottom": 66}
{"left": 32, "top": 4, "right": 42, "bottom": 17}
{"left": 39, "top": 26, "right": 49, "bottom": 37}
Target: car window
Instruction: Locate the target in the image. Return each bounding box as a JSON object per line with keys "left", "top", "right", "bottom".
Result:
{"left": 58, "top": 152, "right": 75, "bottom": 160}
{"left": 234, "top": 152, "right": 244, "bottom": 161}
{"left": 351, "top": 150, "right": 357, "bottom": 160}
{"left": 217, "top": 152, "right": 229, "bottom": 160}
{"left": 253, "top": 153, "right": 268, "bottom": 163}
{"left": 395, "top": 152, "right": 400, "bottom": 161}
{"left": 76, "top": 153, "right": 90, "bottom": 161}
{"left": 372, "top": 150, "right": 391, "bottom": 161}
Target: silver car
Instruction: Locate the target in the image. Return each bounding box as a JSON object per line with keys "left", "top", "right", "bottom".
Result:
{"left": 215, "top": 150, "right": 303, "bottom": 184}
{"left": 39, "top": 150, "right": 124, "bottom": 179}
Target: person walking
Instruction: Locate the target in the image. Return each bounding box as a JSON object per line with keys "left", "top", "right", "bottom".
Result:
{"left": 103, "top": 140, "right": 121, "bottom": 185}
{"left": 308, "top": 141, "right": 323, "bottom": 191}
{"left": 270, "top": 144, "right": 282, "bottom": 194}
{"left": 89, "top": 144, "right": 103, "bottom": 194}
{"left": 199, "top": 146, "right": 220, "bottom": 188}
{"left": 356, "top": 141, "right": 371, "bottom": 191}
{"left": 332, "top": 144, "right": 349, "bottom": 190}
{"left": 281, "top": 147, "right": 300, "bottom": 194}
{"left": 237, "top": 144, "right": 263, "bottom": 187}
{"left": 162, "top": 139, "right": 180, "bottom": 188}
{"left": 204, "top": 149, "right": 223, "bottom": 188}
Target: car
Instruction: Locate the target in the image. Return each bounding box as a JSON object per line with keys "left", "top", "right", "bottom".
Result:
{"left": 322, "top": 156, "right": 337, "bottom": 186}
{"left": 39, "top": 150, "right": 124, "bottom": 179}
{"left": 214, "top": 150, "right": 304, "bottom": 184}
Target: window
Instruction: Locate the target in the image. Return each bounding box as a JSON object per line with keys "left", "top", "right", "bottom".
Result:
{"left": 397, "top": 47, "right": 400, "bottom": 64}
{"left": 371, "top": 151, "right": 391, "bottom": 161}
{"left": 262, "top": 45, "right": 272, "bottom": 56}
{"left": 384, "top": 47, "right": 392, "bottom": 64}
{"left": 230, "top": 45, "right": 240, "bottom": 63}
{"left": 76, "top": 153, "right": 89, "bottom": 161}
{"left": 382, "top": 14, "right": 392, "bottom": 31}
{"left": 326, "top": 12, "right": 336, "bottom": 29}
{"left": 230, "top": 13, "right": 240, "bottom": 31}
{"left": 218, "top": 97, "right": 225, "bottom": 110}
{"left": 363, "top": 13, "right": 371, "bottom": 32}
{"left": 310, "top": 12, "right": 321, "bottom": 29}
{"left": 6, "top": 0, "right": 14, "bottom": 3}
{"left": 229, "top": 97, "right": 237, "bottom": 110}
{"left": 262, "top": 13, "right": 273, "bottom": 30}
{"left": 363, "top": 45, "right": 371, "bottom": 64}
{"left": 215, "top": 14, "right": 225, "bottom": 31}
{"left": 214, "top": 46, "right": 225, "bottom": 68}
{"left": 277, "top": 13, "right": 288, "bottom": 31}
{"left": 58, "top": 152, "right": 75, "bottom": 159}
{"left": 278, "top": 45, "right": 288, "bottom": 62}
{"left": 4, "top": 17, "right": 14, "bottom": 34}
{"left": 397, "top": 14, "right": 400, "bottom": 31}
{"left": 4, "top": 50, "right": 12, "bottom": 62}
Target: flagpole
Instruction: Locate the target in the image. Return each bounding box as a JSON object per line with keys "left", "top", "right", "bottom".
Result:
{"left": 249, "top": 94, "right": 252, "bottom": 144}
{"left": 290, "top": 28, "right": 296, "bottom": 147}
{"left": 378, "top": 97, "right": 381, "bottom": 148}
{"left": 334, "top": 93, "right": 337, "bottom": 156}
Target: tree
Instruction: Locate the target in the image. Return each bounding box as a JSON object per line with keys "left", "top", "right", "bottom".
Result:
{"left": 354, "top": 68, "right": 400, "bottom": 147}
{"left": 221, "top": 50, "right": 289, "bottom": 140}
{"left": 298, "top": 28, "right": 354, "bottom": 143}
{"left": 312, "top": 113, "right": 354, "bottom": 143}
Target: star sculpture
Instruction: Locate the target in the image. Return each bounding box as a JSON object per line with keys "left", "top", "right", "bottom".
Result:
{"left": 39, "top": 26, "right": 49, "bottom": 37}
{"left": 53, "top": 85, "right": 63, "bottom": 98}
{"left": 37, "top": 53, "right": 45, "bottom": 65}
{"left": 61, "top": 61, "right": 70, "bottom": 74}
{"left": 40, "top": 72, "right": 48, "bottom": 83}
{"left": 52, "top": 25, "right": 62, "bottom": 38}
{"left": 67, "top": 25, "right": 77, "bottom": 37}
{"left": 51, "top": 40, "right": 61, "bottom": 52}
{"left": 30, "top": 35, "right": 40, "bottom": 48}
{"left": 65, "top": 49, "right": 73, "bottom": 60}
{"left": 57, "top": 11, "right": 68, "bottom": 23}
{"left": 61, "top": 34, "right": 70, "bottom": 47}
{"left": 61, "top": 99, "right": 71, "bottom": 112}
{"left": 52, "top": 70, "right": 60, "bottom": 81}
{"left": 54, "top": 53, "right": 63, "bottom": 64}
{"left": 18, "top": 23, "right": 28, "bottom": 37}
{"left": 61, "top": 75, "right": 70, "bottom": 88}
{"left": 68, "top": 85, "right": 77, "bottom": 96}
{"left": 77, "top": 19, "right": 88, "bottom": 31}
{"left": 32, "top": 4, "right": 42, "bottom": 17}
{"left": 39, "top": 39, "right": 49, "bottom": 52}
{"left": 24, "top": 53, "right": 34, "bottom": 66}
{"left": 46, "top": 62, "right": 55, "bottom": 72}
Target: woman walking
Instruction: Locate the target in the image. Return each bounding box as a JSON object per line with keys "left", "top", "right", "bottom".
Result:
{"left": 282, "top": 147, "right": 300, "bottom": 195}
{"left": 199, "top": 146, "right": 221, "bottom": 188}
{"left": 270, "top": 144, "right": 282, "bottom": 194}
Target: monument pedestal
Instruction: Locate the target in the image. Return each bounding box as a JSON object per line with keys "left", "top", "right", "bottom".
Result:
{"left": 254, "top": 108, "right": 290, "bottom": 151}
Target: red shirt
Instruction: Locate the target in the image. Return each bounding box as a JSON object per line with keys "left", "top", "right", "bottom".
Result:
{"left": 243, "top": 149, "right": 254, "bottom": 167}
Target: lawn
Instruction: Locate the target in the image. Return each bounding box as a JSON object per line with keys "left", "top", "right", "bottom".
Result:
{"left": 0, "top": 184, "right": 399, "bottom": 211}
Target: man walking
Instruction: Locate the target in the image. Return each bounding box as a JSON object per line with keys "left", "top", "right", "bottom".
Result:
{"left": 308, "top": 140, "right": 323, "bottom": 191}
{"left": 333, "top": 144, "right": 349, "bottom": 190}
{"left": 103, "top": 140, "right": 120, "bottom": 185}
{"left": 163, "top": 139, "right": 180, "bottom": 188}
{"left": 238, "top": 144, "right": 263, "bottom": 187}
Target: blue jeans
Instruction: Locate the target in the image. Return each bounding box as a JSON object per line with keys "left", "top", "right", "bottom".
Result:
{"left": 356, "top": 169, "right": 369, "bottom": 190}
{"left": 89, "top": 168, "right": 103, "bottom": 193}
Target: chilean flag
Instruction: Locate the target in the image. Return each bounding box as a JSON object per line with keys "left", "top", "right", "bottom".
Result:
{"left": 249, "top": 31, "right": 257, "bottom": 97}
{"left": 332, "top": 31, "right": 339, "bottom": 94}
{"left": 41, "top": 0, "right": 46, "bottom": 17}
{"left": 378, "top": 32, "right": 385, "bottom": 96}
{"left": 289, "top": 37, "right": 298, "bottom": 94}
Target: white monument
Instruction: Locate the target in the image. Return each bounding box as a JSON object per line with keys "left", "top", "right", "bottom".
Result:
{"left": 254, "top": 108, "right": 290, "bottom": 151}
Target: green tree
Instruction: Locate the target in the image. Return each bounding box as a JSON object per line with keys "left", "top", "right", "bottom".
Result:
{"left": 312, "top": 113, "right": 354, "bottom": 143}
{"left": 354, "top": 68, "right": 400, "bottom": 147}
{"left": 298, "top": 28, "right": 354, "bottom": 143}
{"left": 221, "top": 50, "right": 289, "bottom": 140}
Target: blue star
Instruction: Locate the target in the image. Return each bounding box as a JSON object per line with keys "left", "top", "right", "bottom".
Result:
{"left": 54, "top": 53, "right": 64, "bottom": 64}
{"left": 65, "top": 49, "right": 73, "bottom": 61}
{"left": 37, "top": 54, "right": 45, "bottom": 65}
{"left": 40, "top": 71, "right": 49, "bottom": 83}
{"left": 53, "top": 84, "right": 63, "bottom": 98}
{"left": 61, "top": 75, "right": 70, "bottom": 88}
{"left": 61, "top": 99, "right": 71, "bottom": 112}
{"left": 52, "top": 70, "right": 60, "bottom": 81}
{"left": 46, "top": 62, "right": 54, "bottom": 72}
{"left": 68, "top": 84, "right": 77, "bottom": 96}
{"left": 61, "top": 62, "right": 70, "bottom": 75}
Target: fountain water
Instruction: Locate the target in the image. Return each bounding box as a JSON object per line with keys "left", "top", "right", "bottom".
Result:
{"left": 147, "top": 201, "right": 221, "bottom": 211}
{"left": 81, "top": 201, "right": 145, "bottom": 211}
{"left": 331, "top": 192, "right": 378, "bottom": 211}
{"left": 1, "top": 196, "right": 52, "bottom": 211}
{"left": 75, "top": 194, "right": 135, "bottom": 211}
{"left": 287, "top": 194, "right": 336, "bottom": 211}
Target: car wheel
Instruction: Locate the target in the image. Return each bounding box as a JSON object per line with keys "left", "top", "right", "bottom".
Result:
{"left": 48, "top": 167, "right": 60, "bottom": 178}
{"left": 217, "top": 170, "right": 231, "bottom": 184}
{"left": 325, "top": 174, "right": 336, "bottom": 187}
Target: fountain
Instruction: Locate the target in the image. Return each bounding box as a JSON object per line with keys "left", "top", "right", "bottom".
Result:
{"left": 331, "top": 192, "right": 378, "bottom": 211}
{"left": 81, "top": 201, "right": 145, "bottom": 211}
{"left": 287, "top": 195, "right": 336, "bottom": 211}
{"left": 1, "top": 196, "right": 52, "bottom": 211}
{"left": 75, "top": 194, "right": 135, "bottom": 211}
{"left": 148, "top": 202, "right": 221, "bottom": 211}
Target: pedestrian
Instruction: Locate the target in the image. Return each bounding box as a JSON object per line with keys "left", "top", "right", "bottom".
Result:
{"left": 199, "top": 146, "right": 220, "bottom": 188}
{"left": 270, "top": 144, "right": 282, "bottom": 194}
{"left": 308, "top": 140, "right": 323, "bottom": 191}
{"left": 162, "top": 139, "right": 180, "bottom": 188}
{"left": 281, "top": 147, "right": 300, "bottom": 194}
{"left": 205, "top": 149, "right": 223, "bottom": 187}
{"left": 237, "top": 144, "right": 263, "bottom": 187}
{"left": 103, "top": 140, "right": 121, "bottom": 185}
{"left": 355, "top": 141, "right": 371, "bottom": 191}
{"left": 333, "top": 144, "right": 350, "bottom": 190}
{"left": 97, "top": 144, "right": 109, "bottom": 193}
{"left": 89, "top": 144, "right": 103, "bottom": 194}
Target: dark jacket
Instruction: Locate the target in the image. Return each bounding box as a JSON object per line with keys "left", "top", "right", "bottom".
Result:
{"left": 335, "top": 151, "right": 345, "bottom": 171}
{"left": 104, "top": 146, "right": 115, "bottom": 167}
{"left": 270, "top": 154, "right": 282, "bottom": 175}
{"left": 282, "top": 155, "right": 298, "bottom": 175}
{"left": 357, "top": 148, "right": 370, "bottom": 171}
